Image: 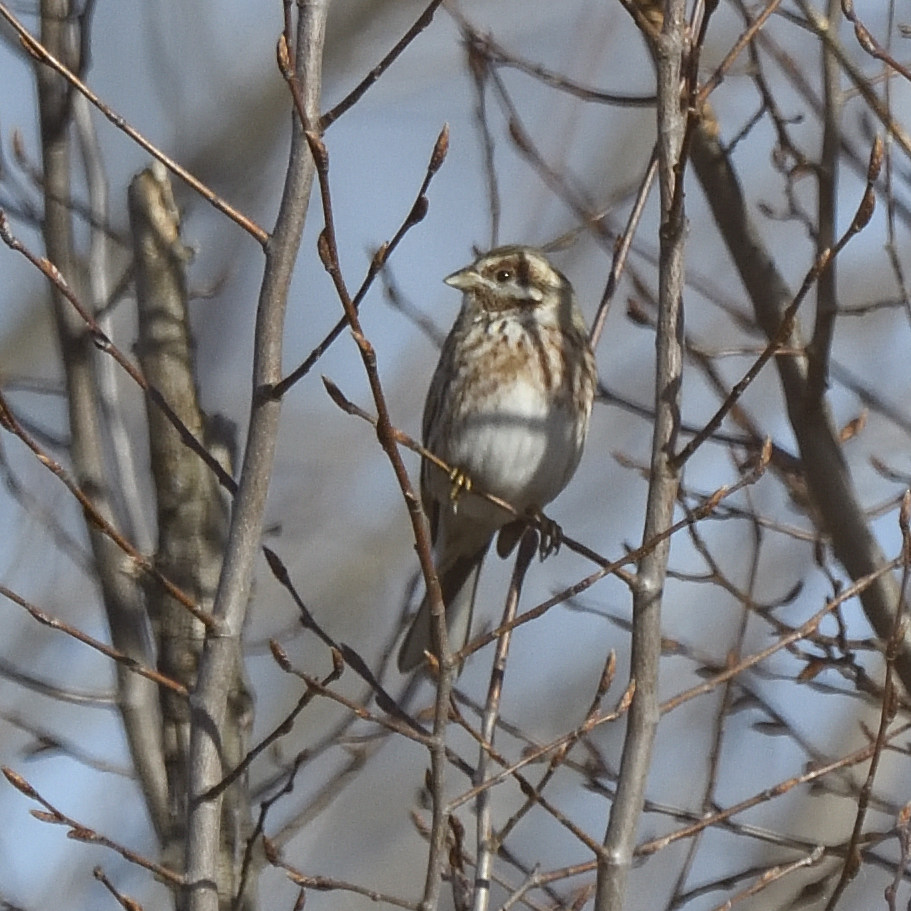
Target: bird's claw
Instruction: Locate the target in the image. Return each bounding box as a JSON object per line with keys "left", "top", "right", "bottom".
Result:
{"left": 496, "top": 512, "right": 563, "bottom": 560}
{"left": 536, "top": 514, "right": 563, "bottom": 559}
{"left": 448, "top": 467, "right": 472, "bottom": 512}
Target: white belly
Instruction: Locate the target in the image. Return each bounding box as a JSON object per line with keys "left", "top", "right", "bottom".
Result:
{"left": 428, "top": 374, "right": 584, "bottom": 525}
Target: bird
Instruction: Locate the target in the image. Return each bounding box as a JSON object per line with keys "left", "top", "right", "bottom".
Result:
{"left": 397, "top": 245, "right": 596, "bottom": 672}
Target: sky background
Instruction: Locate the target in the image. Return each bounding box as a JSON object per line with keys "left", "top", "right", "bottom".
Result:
{"left": 2, "top": 1, "right": 911, "bottom": 909}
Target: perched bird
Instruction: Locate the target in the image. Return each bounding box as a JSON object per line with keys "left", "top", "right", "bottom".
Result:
{"left": 398, "top": 246, "right": 596, "bottom": 672}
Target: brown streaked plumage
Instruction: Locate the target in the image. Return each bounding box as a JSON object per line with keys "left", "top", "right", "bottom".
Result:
{"left": 398, "top": 246, "right": 596, "bottom": 672}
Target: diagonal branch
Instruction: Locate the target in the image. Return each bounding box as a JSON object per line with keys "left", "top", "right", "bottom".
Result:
{"left": 690, "top": 117, "right": 911, "bottom": 694}
{"left": 0, "top": 1, "right": 268, "bottom": 244}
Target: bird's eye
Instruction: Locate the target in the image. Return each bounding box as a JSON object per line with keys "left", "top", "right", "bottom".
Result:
{"left": 495, "top": 268, "right": 513, "bottom": 283}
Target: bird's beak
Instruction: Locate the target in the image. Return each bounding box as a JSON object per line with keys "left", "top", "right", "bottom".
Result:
{"left": 443, "top": 267, "right": 478, "bottom": 291}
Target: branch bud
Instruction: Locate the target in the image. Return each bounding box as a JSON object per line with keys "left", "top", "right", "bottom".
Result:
{"left": 429, "top": 123, "right": 449, "bottom": 174}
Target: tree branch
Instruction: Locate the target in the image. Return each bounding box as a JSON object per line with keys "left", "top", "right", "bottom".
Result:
{"left": 596, "top": 0, "right": 688, "bottom": 905}
{"left": 183, "top": 4, "right": 331, "bottom": 910}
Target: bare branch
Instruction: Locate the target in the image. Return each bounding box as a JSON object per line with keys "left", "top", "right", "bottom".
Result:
{"left": 3, "top": 767, "right": 184, "bottom": 886}
{"left": 472, "top": 530, "right": 536, "bottom": 911}
{"left": 596, "top": 2, "right": 689, "bottom": 904}
{"left": 0, "top": 582, "right": 187, "bottom": 696}
{"left": 320, "top": 0, "right": 446, "bottom": 129}
{"left": 272, "top": 123, "right": 449, "bottom": 399}
{"left": 0, "top": 3, "right": 267, "bottom": 244}
{"left": 184, "top": 4, "right": 331, "bottom": 909}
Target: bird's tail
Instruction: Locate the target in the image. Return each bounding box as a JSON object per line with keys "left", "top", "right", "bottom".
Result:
{"left": 397, "top": 540, "right": 490, "bottom": 673}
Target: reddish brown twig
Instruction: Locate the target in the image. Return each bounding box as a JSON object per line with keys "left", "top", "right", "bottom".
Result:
{"left": 3, "top": 767, "right": 184, "bottom": 885}
{"left": 0, "top": 389, "right": 214, "bottom": 628}
{"left": 0, "top": 583, "right": 187, "bottom": 696}
{"left": 0, "top": 3, "right": 268, "bottom": 244}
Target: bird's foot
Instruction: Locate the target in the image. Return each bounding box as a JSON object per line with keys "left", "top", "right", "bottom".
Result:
{"left": 536, "top": 513, "right": 563, "bottom": 559}
{"left": 448, "top": 467, "right": 473, "bottom": 507}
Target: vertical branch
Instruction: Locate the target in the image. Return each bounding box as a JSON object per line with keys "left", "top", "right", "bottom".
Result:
{"left": 34, "top": 0, "right": 169, "bottom": 841}
{"left": 472, "top": 531, "right": 537, "bottom": 911}
{"left": 806, "top": 0, "right": 842, "bottom": 404}
{"left": 184, "top": 3, "right": 331, "bottom": 910}
{"left": 465, "top": 34, "right": 501, "bottom": 249}
{"left": 595, "top": 0, "right": 687, "bottom": 907}
{"left": 301, "top": 128, "right": 450, "bottom": 909}
{"left": 589, "top": 149, "right": 657, "bottom": 350}
{"left": 73, "top": 91, "right": 151, "bottom": 554}
{"left": 129, "top": 165, "right": 239, "bottom": 889}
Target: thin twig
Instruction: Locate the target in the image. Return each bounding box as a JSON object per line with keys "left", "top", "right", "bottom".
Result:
{"left": 840, "top": 0, "right": 911, "bottom": 83}
{"left": 272, "top": 125, "right": 449, "bottom": 399}
{"left": 0, "top": 388, "right": 214, "bottom": 628}
{"left": 267, "top": 852, "right": 420, "bottom": 911}
{"left": 589, "top": 149, "right": 657, "bottom": 349}
{"left": 93, "top": 867, "right": 146, "bottom": 911}
{"left": 472, "top": 531, "right": 536, "bottom": 911}
{"left": 0, "top": 2, "right": 268, "bottom": 244}
{"left": 696, "top": 0, "right": 786, "bottom": 105}
{"left": 449, "top": 8, "right": 656, "bottom": 108}
{"left": 805, "top": 0, "right": 844, "bottom": 407}
{"left": 320, "top": 0, "right": 445, "bottom": 129}
{"left": 0, "top": 583, "right": 187, "bottom": 696}
{"left": 706, "top": 847, "right": 825, "bottom": 911}
{"left": 464, "top": 32, "right": 501, "bottom": 248}
{"left": 2, "top": 767, "right": 184, "bottom": 885}
{"left": 301, "top": 121, "right": 451, "bottom": 910}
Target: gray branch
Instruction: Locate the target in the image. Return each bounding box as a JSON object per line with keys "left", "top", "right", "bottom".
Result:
{"left": 129, "top": 165, "right": 246, "bottom": 892}
{"left": 183, "top": 3, "right": 331, "bottom": 910}
{"left": 689, "top": 121, "right": 911, "bottom": 694}
{"left": 35, "top": 0, "right": 168, "bottom": 842}
{"left": 595, "top": 1, "right": 688, "bottom": 906}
